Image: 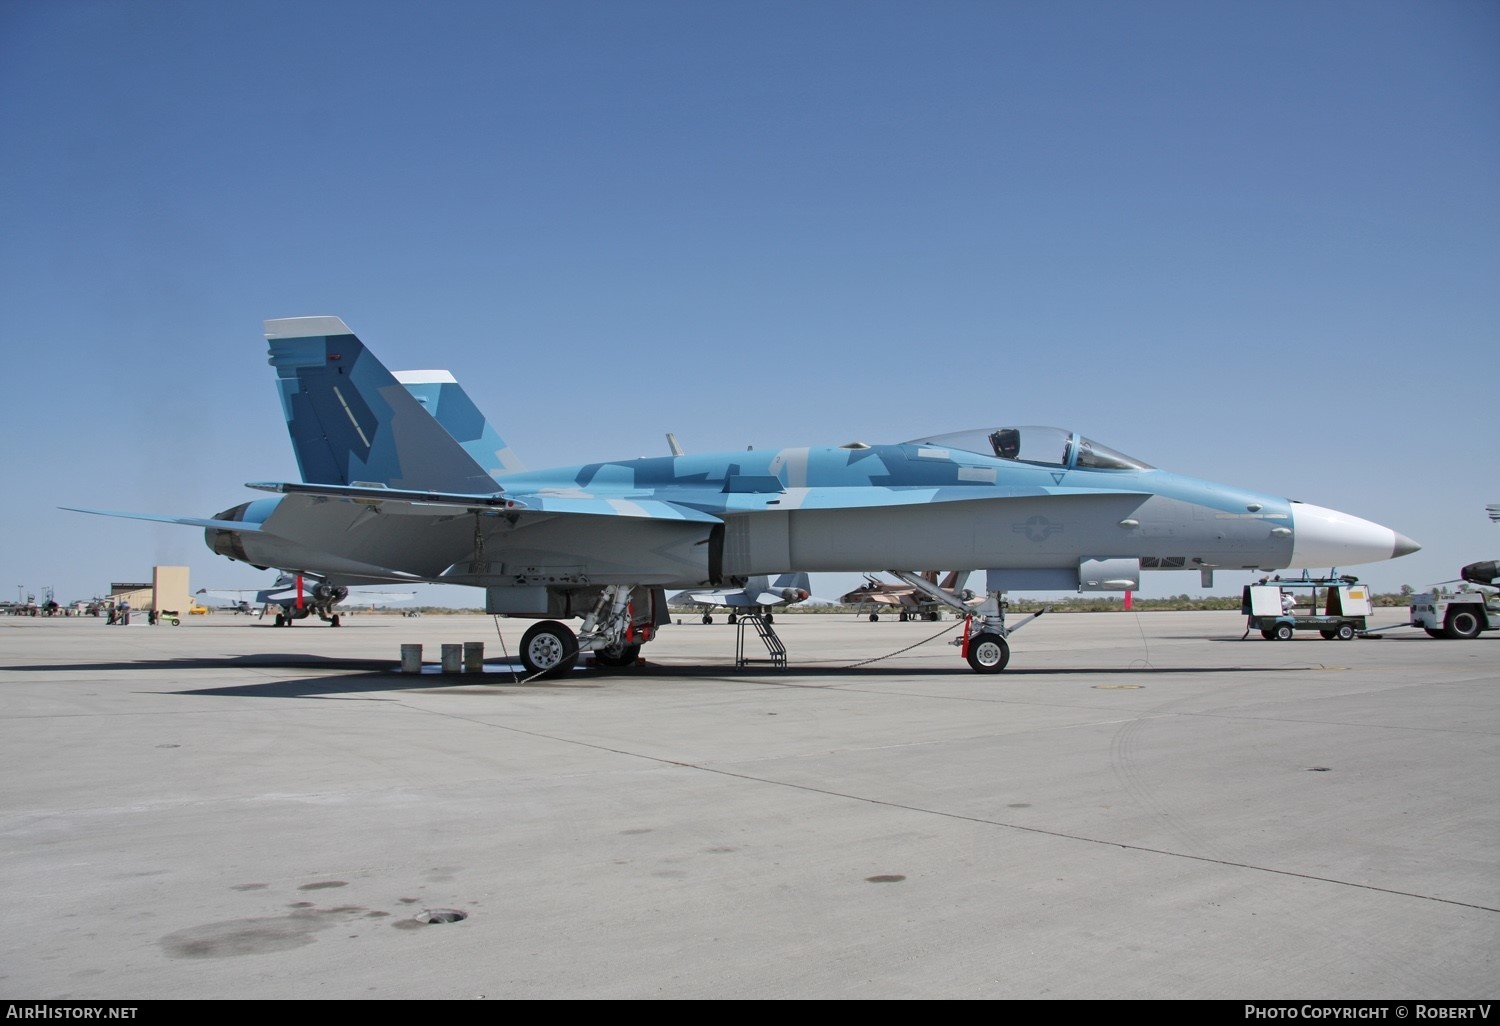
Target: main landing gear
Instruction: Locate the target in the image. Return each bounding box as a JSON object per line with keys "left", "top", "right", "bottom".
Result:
{"left": 516, "top": 586, "right": 659, "bottom": 679}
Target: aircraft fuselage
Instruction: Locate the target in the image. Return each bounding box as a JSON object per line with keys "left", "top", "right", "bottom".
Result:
{"left": 208, "top": 440, "right": 1346, "bottom": 595}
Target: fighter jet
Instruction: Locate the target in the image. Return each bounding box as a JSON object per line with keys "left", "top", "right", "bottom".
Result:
{"left": 66, "top": 316, "right": 1419, "bottom": 676}
{"left": 673, "top": 572, "right": 812, "bottom": 624}
{"left": 841, "top": 571, "right": 976, "bottom": 622}
{"left": 198, "top": 573, "right": 416, "bottom": 626}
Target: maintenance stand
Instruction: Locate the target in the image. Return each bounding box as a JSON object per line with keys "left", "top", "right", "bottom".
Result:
{"left": 735, "top": 613, "right": 787, "bottom": 670}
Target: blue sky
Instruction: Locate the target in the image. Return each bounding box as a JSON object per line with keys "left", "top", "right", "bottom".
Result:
{"left": 2, "top": 0, "right": 1496, "bottom": 607}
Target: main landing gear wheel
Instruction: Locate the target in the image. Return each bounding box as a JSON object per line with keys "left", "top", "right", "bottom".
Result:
{"left": 966, "top": 632, "right": 1010, "bottom": 673}
{"left": 594, "top": 642, "right": 641, "bottom": 668}
{"left": 727, "top": 613, "right": 738, "bottom": 625}
{"left": 1446, "top": 610, "right": 1482, "bottom": 640}
{"left": 869, "top": 613, "right": 879, "bottom": 622}
{"left": 274, "top": 613, "right": 286, "bottom": 627}
{"left": 520, "top": 620, "right": 579, "bottom": 679}
{"left": 701, "top": 614, "right": 713, "bottom": 624}
{"left": 764, "top": 613, "right": 773, "bottom": 625}
{"left": 330, "top": 614, "right": 341, "bottom": 627}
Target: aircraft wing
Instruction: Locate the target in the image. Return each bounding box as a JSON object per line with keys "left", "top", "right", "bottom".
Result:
{"left": 707, "top": 592, "right": 781, "bottom": 609}
{"left": 672, "top": 589, "right": 731, "bottom": 607}
{"left": 246, "top": 482, "right": 724, "bottom": 523}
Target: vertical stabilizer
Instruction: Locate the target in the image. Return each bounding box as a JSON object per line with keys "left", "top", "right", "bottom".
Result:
{"left": 771, "top": 572, "right": 811, "bottom": 591}
{"left": 394, "top": 370, "right": 524, "bottom": 477}
{"left": 265, "top": 317, "right": 498, "bottom": 493}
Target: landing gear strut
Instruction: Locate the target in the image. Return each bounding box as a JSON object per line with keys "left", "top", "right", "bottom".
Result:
{"left": 879, "top": 571, "right": 1046, "bottom": 673}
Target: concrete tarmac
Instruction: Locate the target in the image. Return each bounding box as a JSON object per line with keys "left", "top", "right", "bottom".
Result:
{"left": 1, "top": 610, "right": 1495, "bottom": 999}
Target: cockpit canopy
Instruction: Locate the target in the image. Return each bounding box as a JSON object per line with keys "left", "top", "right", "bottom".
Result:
{"left": 906, "top": 426, "right": 1153, "bottom": 471}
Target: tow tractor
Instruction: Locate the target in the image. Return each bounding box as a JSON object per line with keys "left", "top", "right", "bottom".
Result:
{"left": 1242, "top": 573, "right": 1371, "bottom": 641}
{"left": 1409, "top": 560, "right": 1500, "bottom": 639}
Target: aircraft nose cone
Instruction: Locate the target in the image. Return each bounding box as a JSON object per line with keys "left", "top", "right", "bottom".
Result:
{"left": 1393, "top": 532, "right": 1422, "bottom": 558}
{"left": 1290, "top": 502, "right": 1421, "bottom": 567}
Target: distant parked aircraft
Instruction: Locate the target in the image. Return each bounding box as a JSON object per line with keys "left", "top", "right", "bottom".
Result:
{"left": 673, "top": 572, "right": 812, "bottom": 624}
{"left": 198, "top": 573, "right": 415, "bottom": 627}
{"left": 841, "top": 571, "right": 976, "bottom": 621}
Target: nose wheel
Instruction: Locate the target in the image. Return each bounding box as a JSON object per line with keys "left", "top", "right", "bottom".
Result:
{"left": 952, "top": 594, "right": 1046, "bottom": 673}
{"left": 965, "top": 632, "right": 1010, "bottom": 673}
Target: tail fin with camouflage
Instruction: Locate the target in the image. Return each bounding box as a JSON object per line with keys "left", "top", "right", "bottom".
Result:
{"left": 394, "top": 369, "right": 523, "bottom": 478}
{"left": 265, "top": 316, "right": 499, "bottom": 493}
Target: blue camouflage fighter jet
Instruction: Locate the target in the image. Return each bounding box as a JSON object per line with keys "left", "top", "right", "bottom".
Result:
{"left": 69, "top": 316, "right": 1420, "bottom": 676}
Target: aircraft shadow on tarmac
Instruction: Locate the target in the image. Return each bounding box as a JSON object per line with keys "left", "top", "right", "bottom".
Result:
{"left": 14, "top": 660, "right": 1350, "bottom": 708}
{"left": 168, "top": 662, "right": 1324, "bottom": 699}
{"left": 6, "top": 653, "right": 396, "bottom": 674}
{"left": 5, "top": 652, "right": 1341, "bottom": 701}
